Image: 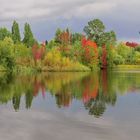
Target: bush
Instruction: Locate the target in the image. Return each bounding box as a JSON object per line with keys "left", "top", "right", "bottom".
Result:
{"left": 69, "top": 41, "right": 83, "bottom": 62}
{"left": 113, "top": 54, "right": 125, "bottom": 65}
{"left": 0, "top": 37, "right": 15, "bottom": 70}
{"left": 135, "top": 46, "right": 140, "bottom": 52}
{"left": 12, "top": 43, "right": 33, "bottom": 67}
{"left": 133, "top": 51, "right": 140, "bottom": 64}
{"left": 116, "top": 43, "right": 135, "bottom": 64}
{"left": 47, "top": 40, "right": 58, "bottom": 50}
{"left": 43, "top": 48, "right": 90, "bottom": 71}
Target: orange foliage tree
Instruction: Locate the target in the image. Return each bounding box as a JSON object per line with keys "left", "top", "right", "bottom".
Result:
{"left": 82, "top": 37, "right": 99, "bottom": 68}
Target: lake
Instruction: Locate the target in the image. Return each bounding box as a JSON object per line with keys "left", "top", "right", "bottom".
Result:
{"left": 0, "top": 70, "right": 140, "bottom": 140}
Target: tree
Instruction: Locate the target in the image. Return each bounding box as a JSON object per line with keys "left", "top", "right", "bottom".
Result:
{"left": 0, "top": 28, "right": 12, "bottom": 41}
{"left": 55, "top": 28, "right": 62, "bottom": 44}
{"left": 32, "top": 43, "right": 46, "bottom": 65}
{"left": 82, "top": 37, "right": 99, "bottom": 68}
{"left": 0, "top": 37, "right": 15, "bottom": 70}
{"left": 23, "top": 23, "right": 35, "bottom": 48}
{"left": 98, "top": 31, "right": 116, "bottom": 46}
{"left": 84, "top": 19, "right": 116, "bottom": 47}
{"left": 84, "top": 19, "right": 105, "bottom": 46}
{"left": 55, "top": 28, "right": 72, "bottom": 46}
{"left": 12, "top": 20, "right": 21, "bottom": 43}
{"left": 72, "top": 33, "right": 83, "bottom": 44}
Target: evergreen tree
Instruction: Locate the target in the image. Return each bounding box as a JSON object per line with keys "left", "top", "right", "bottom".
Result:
{"left": 55, "top": 28, "right": 62, "bottom": 43}
{"left": 23, "top": 23, "right": 35, "bottom": 48}
{"left": 12, "top": 20, "right": 21, "bottom": 43}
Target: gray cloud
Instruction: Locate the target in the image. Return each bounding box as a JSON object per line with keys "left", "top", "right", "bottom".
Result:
{"left": 0, "top": 0, "right": 140, "bottom": 41}
{"left": 0, "top": 0, "right": 118, "bottom": 20}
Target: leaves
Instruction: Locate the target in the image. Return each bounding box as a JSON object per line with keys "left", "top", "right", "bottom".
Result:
{"left": 12, "top": 20, "right": 21, "bottom": 43}
{"left": 23, "top": 23, "right": 36, "bottom": 48}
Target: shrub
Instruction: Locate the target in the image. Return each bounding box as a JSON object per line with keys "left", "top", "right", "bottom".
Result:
{"left": 13, "top": 43, "right": 32, "bottom": 67}
{"left": 113, "top": 54, "right": 125, "bottom": 65}
{"left": 0, "top": 37, "right": 15, "bottom": 70}
{"left": 43, "top": 48, "right": 90, "bottom": 71}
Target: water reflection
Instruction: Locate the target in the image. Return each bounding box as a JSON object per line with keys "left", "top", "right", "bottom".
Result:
{"left": 0, "top": 71, "right": 140, "bottom": 117}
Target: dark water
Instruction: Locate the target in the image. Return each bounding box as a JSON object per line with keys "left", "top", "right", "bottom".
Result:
{"left": 0, "top": 71, "right": 140, "bottom": 140}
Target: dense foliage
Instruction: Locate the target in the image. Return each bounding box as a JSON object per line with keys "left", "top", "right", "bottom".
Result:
{"left": 0, "top": 19, "right": 140, "bottom": 72}
{"left": 12, "top": 20, "right": 21, "bottom": 43}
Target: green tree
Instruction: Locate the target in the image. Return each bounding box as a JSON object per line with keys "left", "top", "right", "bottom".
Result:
{"left": 72, "top": 33, "right": 83, "bottom": 44}
{"left": 12, "top": 20, "right": 21, "bottom": 43}
{"left": 0, "top": 28, "right": 12, "bottom": 41}
{"left": 23, "top": 23, "right": 35, "bottom": 48}
{"left": 99, "top": 31, "right": 116, "bottom": 46}
{"left": 55, "top": 28, "right": 62, "bottom": 44}
{"left": 84, "top": 19, "right": 116, "bottom": 47}
{"left": 84, "top": 19, "right": 105, "bottom": 46}
{"left": 0, "top": 37, "right": 15, "bottom": 70}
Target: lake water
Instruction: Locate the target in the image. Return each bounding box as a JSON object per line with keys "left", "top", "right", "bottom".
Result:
{"left": 0, "top": 70, "right": 140, "bottom": 140}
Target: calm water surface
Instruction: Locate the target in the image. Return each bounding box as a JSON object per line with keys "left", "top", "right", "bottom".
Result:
{"left": 0, "top": 70, "right": 140, "bottom": 140}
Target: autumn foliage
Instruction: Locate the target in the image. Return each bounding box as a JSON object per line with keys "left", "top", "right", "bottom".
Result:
{"left": 82, "top": 79, "right": 99, "bottom": 104}
{"left": 126, "top": 42, "right": 139, "bottom": 48}
{"left": 58, "top": 30, "right": 72, "bottom": 46}
{"left": 33, "top": 77, "right": 46, "bottom": 98}
{"left": 32, "top": 42, "right": 46, "bottom": 64}
{"left": 82, "top": 37, "right": 98, "bottom": 67}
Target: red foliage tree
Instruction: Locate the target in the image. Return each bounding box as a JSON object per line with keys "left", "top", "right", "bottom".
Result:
{"left": 81, "top": 37, "right": 98, "bottom": 66}
{"left": 32, "top": 42, "right": 46, "bottom": 65}
{"left": 59, "top": 30, "right": 72, "bottom": 46}
{"left": 126, "top": 42, "right": 139, "bottom": 48}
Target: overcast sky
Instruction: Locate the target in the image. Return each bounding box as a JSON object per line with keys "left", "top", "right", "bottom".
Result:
{"left": 0, "top": 0, "right": 140, "bottom": 42}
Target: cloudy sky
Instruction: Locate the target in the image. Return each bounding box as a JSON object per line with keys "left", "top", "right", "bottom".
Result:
{"left": 0, "top": 0, "right": 140, "bottom": 42}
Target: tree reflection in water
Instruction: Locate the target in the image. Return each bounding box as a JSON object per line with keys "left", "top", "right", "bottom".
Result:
{"left": 0, "top": 71, "right": 140, "bottom": 117}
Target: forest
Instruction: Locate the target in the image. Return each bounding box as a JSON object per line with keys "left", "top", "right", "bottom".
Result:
{"left": 0, "top": 19, "right": 140, "bottom": 72}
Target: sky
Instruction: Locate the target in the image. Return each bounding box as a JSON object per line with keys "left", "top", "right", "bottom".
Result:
{"left": 0, "top": 0, "right": 140, "bottom": 42}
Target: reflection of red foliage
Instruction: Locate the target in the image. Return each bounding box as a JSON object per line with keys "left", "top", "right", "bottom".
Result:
{"left": 101, "top": 45, "right": 107, "bottom": 69}
{"left": 33, "top": 77, "right": 46, "bottom": 99}
{"left": 101, "top": 70, "right": 108, "bottom": 95}
{"left": 126, "top": 42, "right": 139, "bottom": 48}
{"left": 82, "top": 77, "right": 99, "bottom": 104}
{"left": 82, "top": 37, "right": 98, "bottom": 65}
{"left": 41, "top": 85, "right": 46, "bottom": 99}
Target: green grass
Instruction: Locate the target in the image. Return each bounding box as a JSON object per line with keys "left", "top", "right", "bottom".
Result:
{"left": 114, "top": 65, "right": 140, "bottom": 70}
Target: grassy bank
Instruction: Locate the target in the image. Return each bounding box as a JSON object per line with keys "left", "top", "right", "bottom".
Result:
{"left": 1, "top": 64, "right": 91, "bottom": 74}
{"left": 114, "top": 65, "right": 140, "bottom": 71}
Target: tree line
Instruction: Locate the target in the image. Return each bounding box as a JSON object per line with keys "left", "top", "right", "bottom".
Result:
{"left": 0, "top": 19, "right": 140, "bottom": 72}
